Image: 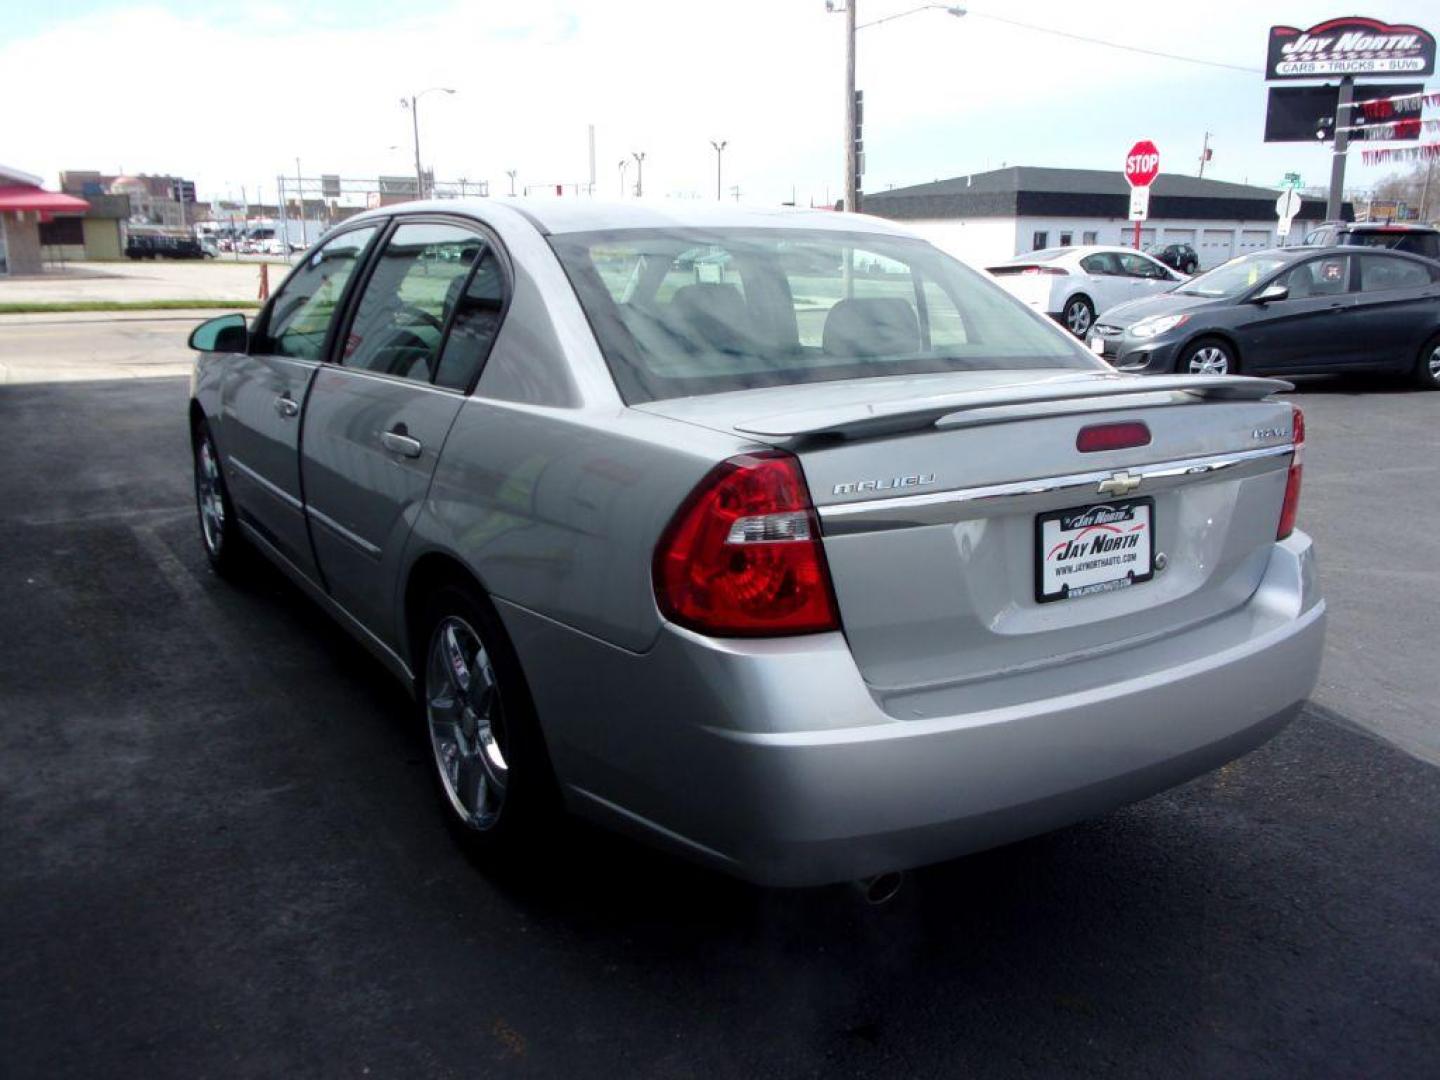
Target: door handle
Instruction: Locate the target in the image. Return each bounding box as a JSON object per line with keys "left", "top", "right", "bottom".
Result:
{"left": 274, "top": 394, "right": 299, "bottom": 418}
{"left": 380, "top": 430, "right": 423, "bottom": 459}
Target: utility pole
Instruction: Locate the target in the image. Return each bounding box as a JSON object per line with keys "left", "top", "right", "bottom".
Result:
{"left": 408, "top": 95, "right": 424, "bottom": 198}
{"left": 1419, "top": 157, "right": 1435, "bottom": 223}
{"left": 844, "top": 0, "right": 858, "bottom": 212}
{"left": 1197, "top": 132, "right": 1212, "bottom": 179}
{"left": 1327, "top": 76, "right": 1355, "bottom": 222}
{"left": 618, "top": 159, "right": 628, "bottom": 198}
{"left": 710, "top": 140, "right": 727, "bottom": 200}
{"left": 632, "top": 151, "right": 646, "bottom": 197}
{"left": 506, "top": 169, "right": 517, "bottom": 197}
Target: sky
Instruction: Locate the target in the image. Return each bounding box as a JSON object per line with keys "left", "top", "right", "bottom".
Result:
{"left": 1, "top": 0, "right": 1434, "bottom": 207}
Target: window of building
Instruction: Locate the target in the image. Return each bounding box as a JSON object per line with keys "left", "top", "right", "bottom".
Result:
{"left": 1082, "top": 230, "right": 1098, "bottom": 245}
{"left": 1032, "top": 231, "right": 1049, "bottom": 251}
{"left": 1059, "top": 231, "right": 1073, "bottom": 247}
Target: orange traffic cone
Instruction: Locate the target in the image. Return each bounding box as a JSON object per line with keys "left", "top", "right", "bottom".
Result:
{"left": 258, "top": 262, "right": 270, "bottom": 301}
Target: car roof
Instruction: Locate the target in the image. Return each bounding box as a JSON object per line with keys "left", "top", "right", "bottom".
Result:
{"left": 1321, "top": 221, "right": 1439, "bottom": 234}
{"left": 340, "top": 197, "right": 916, "bottom": 238}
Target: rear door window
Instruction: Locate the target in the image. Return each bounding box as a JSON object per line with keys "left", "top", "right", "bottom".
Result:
{"left": 1279, "top": 255, "right": 1351, "bottom": 298}
{"left": 1357, "top": 255, "right": 1436, "bottom": 293}
{"left": 340, "top": 222, "right": 484, "bottom": 382}
{"left": 1080, "top": 253, "right": 1121, "bottom": 275}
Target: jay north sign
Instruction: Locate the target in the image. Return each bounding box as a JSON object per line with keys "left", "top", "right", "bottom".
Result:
{"left": 1266, "top": 17, "right": 1435, "bottom": 80}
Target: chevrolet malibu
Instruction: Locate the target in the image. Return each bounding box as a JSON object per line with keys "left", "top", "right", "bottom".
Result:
{"left": 187, "top": 201, "right": 1325, "bottom": 887}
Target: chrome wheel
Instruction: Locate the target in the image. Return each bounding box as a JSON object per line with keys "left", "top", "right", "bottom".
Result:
{"left": 426, "top": 616, "right": 508, "bottom": 830}
{"left": 1187, "top": 345, "right": 1231, "bottom": 376}
{"left": 1428, "top": 345, "right": 1440, "bottom": 383}
{"left": 196, "top": 436, "right": 225, "bottom": 556}
{"left": 1065, "top": 299, "right": 1093, "bottom": 337}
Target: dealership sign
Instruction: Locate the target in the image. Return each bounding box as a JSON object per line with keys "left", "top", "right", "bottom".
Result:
{"left": 1266, "top": 17, "right": 1436, "bottom": 79}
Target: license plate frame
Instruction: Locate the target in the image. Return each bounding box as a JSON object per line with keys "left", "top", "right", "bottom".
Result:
{"left": 1035, "top": 497, "right": 1155, "bottom": 604}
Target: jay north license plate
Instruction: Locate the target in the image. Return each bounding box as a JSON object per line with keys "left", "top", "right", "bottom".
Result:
{"left": 1036, "top": 498, "right": 1154, "bottom": 603}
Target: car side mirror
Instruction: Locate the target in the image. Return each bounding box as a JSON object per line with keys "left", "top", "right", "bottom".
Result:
{"left": 1252, "top": 283, "right": 1289, "bottom": 304}
{"left": 189, "top": 312, "right": 248, "bottom": 353}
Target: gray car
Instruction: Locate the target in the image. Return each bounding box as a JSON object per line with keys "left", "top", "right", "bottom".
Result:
{"left": 187, "top": 200, "right": 1325, "bottom": 888}
{"left": 1088, "top": 247, "right": 1440, "bottom": 386}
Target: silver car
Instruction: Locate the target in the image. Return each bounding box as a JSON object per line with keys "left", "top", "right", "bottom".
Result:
{"left": 187, "top": 200, "right": 1325, "bottom": 888}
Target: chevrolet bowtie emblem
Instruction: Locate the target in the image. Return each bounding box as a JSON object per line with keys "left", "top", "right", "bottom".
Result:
{"left": 1098, "top": 471, "right": 1142, "bottom": 496}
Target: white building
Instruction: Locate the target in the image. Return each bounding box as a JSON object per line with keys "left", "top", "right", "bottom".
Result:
{"left": 864, "top": 166, "right": 1347, "bottom": 271}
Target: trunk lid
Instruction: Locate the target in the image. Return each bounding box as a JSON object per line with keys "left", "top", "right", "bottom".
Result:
{"left": 640, "top": 370, "right": 1299, "bottom": 700}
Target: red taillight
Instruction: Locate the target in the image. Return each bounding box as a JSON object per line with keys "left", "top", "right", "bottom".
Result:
{"left": 1277, "top": 406, "right": 1305, "bottom": 540}
{"left": 653, "top": 451, "right": 839, "bottom": 636}
{"left": 1076, "top": 421, "right": 1152, "bottom": 453}
{"left": 1021, "top": 266, "right": 1069, "bottom": 275}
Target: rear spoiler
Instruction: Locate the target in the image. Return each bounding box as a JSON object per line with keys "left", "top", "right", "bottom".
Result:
{"left": 733, "top": 374, "right": 1294, "bottom": 440}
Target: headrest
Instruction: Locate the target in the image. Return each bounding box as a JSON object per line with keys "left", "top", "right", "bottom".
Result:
{"left": 822, "top": 296, "right": 920, "bottom": 357}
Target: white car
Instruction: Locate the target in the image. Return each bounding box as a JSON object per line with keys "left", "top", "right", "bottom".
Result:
{"left": 988, "top": 246, "right": 1185, "bottom": 338}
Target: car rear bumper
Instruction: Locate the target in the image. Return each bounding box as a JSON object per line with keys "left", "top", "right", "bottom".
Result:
{"left": 503, "top": 532, "right": 1324, "bottom": 887}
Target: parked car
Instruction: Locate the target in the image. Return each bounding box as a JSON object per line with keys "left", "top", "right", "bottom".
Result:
{"left": 1147, "top": 242, "right": 1200, "bottom": 275}
{"left": 125, "top": 234, "right": 207, "bottom": 260}
{"left": 1088, "top": 247, "right": 1440, "bottom": 386}
{"left": 1301, "top": 221, "right": 1440, "bottom": 262}
{"left": 187, "top": 202, "right": 1323, "bottom": 888}
{"left": 987, "top": 245, "right": 1184, "bottom": 338}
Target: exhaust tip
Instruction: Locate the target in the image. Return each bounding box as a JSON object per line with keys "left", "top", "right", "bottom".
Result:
{"left": 855, "top": 871, "right": 905, "bottom": 906}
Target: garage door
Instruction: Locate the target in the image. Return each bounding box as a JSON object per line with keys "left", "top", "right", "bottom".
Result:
{"left": 1163, "top": 228, "right": 1196, "bottom": 246}
{"left": 1200, "top": 229, "right": 1233, "bottom": 267}
{"left": 1119, "top": 227, "right": 1157, "bottom": 247}
{"left": 1239, "top": 229, "right": 1272, "bottom": 253}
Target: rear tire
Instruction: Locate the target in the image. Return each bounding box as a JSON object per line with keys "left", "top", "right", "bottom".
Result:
{"left": 1413, "top": 334, "right": 1440, "bottom": 390}
{"left": 1062, "top": 295, "right": 1095, "bottom": 338}
{"left": 1179, "top": 337, "right": 1239, "bottom": 376}
{"left": 417, "top": 582, "right": 559, "bottom": 866}
{"left": 193, "top": 420, "right": 248, "bottom": 577}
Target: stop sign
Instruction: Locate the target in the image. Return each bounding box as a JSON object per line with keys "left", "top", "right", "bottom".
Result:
{"left": 1124, "top": 141, "right": 1161, "bottom": 187}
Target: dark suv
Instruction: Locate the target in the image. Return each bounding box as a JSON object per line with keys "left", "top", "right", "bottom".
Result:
{"left": 1302, "top": 222, "right": 1440, "bottom": 262}
{"left": 1147, "top": 242, "right": 1199, "bottom": 275}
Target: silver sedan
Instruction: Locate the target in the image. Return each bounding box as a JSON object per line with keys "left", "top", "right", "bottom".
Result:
{"left": 187, "top": 200, "right": 1324, "bottom": 888}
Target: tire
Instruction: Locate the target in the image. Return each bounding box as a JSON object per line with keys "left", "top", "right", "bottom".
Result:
{"left": 1413, "top": 333, "right": 1440, "bottom": 390}
{"left": 1061, "top": 295, "right": 1095, "bottom": 338}
{"left": 417, "top": 582, "right": 559, "bottom": 864}
{"left": 192, "top": 419, "right": 248, "bottom": 577}
{"left": 1178, "top": 337, "right": 1239, "bottom": 376}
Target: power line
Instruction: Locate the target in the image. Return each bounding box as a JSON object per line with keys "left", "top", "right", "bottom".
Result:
{"left": 969, "top": 11, "right": 1264, "bottom": 75}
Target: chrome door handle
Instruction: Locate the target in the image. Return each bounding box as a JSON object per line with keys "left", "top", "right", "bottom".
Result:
{"left": 381, "top": 430, "right": 423, "bottom": 458}
{"left": 274, "top": 394, "right": 299, "bottom": 418}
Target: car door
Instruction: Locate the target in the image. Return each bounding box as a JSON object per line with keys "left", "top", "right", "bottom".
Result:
{"left": 1234, "top": 254, "right": 1357, "bottom": 372}
{"left": 1077, "top": 252, "right": 1126, "bottom": 313}
{"left": 300, "top": 218, "right": 509, "bottom": 648}
{"left": 220, "top": 224, "right": 380, "bottom": 579}
{"left": 1117, "top": 251, "right": 1180, "bottom": 301}
{"left": 1346, "top": 254, "right": 1440, "bottom": 371}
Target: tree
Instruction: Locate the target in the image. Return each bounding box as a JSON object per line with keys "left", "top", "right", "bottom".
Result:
{"left": 1369, "top": 161, "right": 1437, "bottom": 221}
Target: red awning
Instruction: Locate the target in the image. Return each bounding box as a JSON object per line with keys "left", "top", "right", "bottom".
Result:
{"left": 0, "top": 185, "right": 90, "bottom": 214}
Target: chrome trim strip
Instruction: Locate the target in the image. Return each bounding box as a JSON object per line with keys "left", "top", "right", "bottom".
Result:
{"left": 306, "top": 504, "right": 383, "bottom": 559}
{"left": 819, "top": 444, "right": 1294, "bottom": 533}
{"left": 228, "top": 457, "right": 303, "bottom": 511}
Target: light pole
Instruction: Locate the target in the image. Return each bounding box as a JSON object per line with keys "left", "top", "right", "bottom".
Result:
{"left": 827, "top": 2, "right": 965, "bottom": 213}
{"left": 710, "top": 140, "right": 728, "bottom": 201}
{"left": 632, "top": 152, "right": 646, "bottom": 197}
{"left": 400, "top": 87, "right": 455, "bottom": 199}
{"left": 506, "top": 169, "right": 518, "bottom": 197}
{"left": 618, "top": 159, "right": 629, "bottom": 198}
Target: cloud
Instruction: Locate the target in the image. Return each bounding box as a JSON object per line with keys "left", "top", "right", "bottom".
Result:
{"left": 0, "top": 0, "right": 1425, "bottom": 207}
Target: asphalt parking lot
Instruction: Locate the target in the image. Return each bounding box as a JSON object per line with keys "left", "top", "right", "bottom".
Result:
{"left": 1, "top": 323, "right": 1437, "bottom": 1077}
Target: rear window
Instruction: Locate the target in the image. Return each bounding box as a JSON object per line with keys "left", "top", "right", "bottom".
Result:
{"left": 1346, "top": 230, "right": 1440, "bottom": 260}
{"left": 550, "top": 228, "right": 1097, "bottom": 403}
